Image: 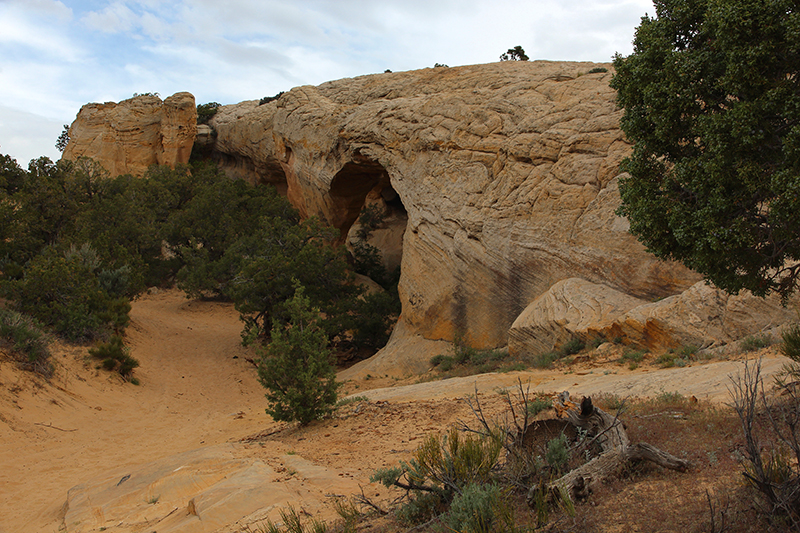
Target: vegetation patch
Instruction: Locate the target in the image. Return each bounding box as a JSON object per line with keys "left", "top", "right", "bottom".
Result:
{"left": 741, "top": 333, "right": 773, "bottom": 352}
{"left": 88, "top": 334, "right": 139, "bottom": 378}
{"left": 0, "top": 308, "right": 53, "bottom": 377}
{"left": 255, "top": 284, "right": 339, "bottom": 425}
{"left": 429, "top": 339, "right": 514, "bottom": 377}
{"left": 781, "top": 324, "right": 800, "bottom": 361}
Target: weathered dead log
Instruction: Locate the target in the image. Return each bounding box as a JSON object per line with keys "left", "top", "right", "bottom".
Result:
{"left": 526, "top": 392, "right": 690, "bottom": 505}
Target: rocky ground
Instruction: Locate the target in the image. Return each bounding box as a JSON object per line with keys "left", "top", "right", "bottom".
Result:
{"left": 0, "top": 289, "right": 791, "bottom": 533}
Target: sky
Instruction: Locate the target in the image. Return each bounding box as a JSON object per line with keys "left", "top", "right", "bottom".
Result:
{"left": 0, "top": 0, "right": 655, "bottom": 167}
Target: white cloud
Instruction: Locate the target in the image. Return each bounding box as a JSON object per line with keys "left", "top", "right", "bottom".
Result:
{"left": 5, "top": 0, "right": 72, "bottom": 21}
{"left": 0, "top": 1, "right": 82, "bottom": 61}
{"left": 0, "top": 0, "right": 657, "bottom": 164}
{"left": 0, "top": 105, "right": 64, "bottom": 166}
{"left": 139, "top": 11, "right": 171, "bottom": 40}
{"left": 82, "top": 1, "right": 139, "bottom": 33}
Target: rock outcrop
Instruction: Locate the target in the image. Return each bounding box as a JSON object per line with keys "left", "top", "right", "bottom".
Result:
{"left": 508, "top": 278, "right": 795, "bottom": 355}
{"left": 61, "top": 444, "right": 363, "bottom": 533}
{"left": 209, "top": 61, "right": 707, "bottom": 358}
{"left": 61, "top": 62, "right": 794, "bottom": 372}
{"left": 62, "top": 92, "right": 196, "bottom": 177}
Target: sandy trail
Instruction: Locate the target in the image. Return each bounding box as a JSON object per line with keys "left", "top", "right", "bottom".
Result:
{"left": 0, "top": 289, "right": 790, "bottom": 532}
{"left": 0, "top": 290, "right": 267, "bottom": 532}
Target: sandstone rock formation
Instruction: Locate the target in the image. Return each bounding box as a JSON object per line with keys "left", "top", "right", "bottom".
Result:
{"left": 61, "top": 444, "right": 363, "bottom": 533}
{"left": 598, "top": 281, "right": 796, "bottom": 350}
{"left": 62, "top": 92, "right": 196, "bottom": 177}
{"left": 209, "top": 61, "right": 706, "bottom": 358}
{"left": 508, "top": 278, "right": 645, "bottom": 355}
{"left": 61, "top": 62, "right": 794, "bottom": 372}
{"left": 508, "top": 278, "right": 796, "bottom": 356}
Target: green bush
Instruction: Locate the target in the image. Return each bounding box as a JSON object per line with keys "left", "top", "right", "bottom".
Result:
{"left": 166, "top": 173, "right": 301, "bottom": 300}
{"left": 259, "top": 92, "right": 285, "bottom": 105}
{"left": 527, "top": 396, "right": 553, "bottom": 417}
{"left": 429, "top": 336, "right": 511, "bottom": 376}
{"left": 349, "top": 290, "right": 400, "bottom": 352}
{"left": 620, "top": 349, "right": 647, "bottom": 364}
{"left": 259, "top": 505, "right": 327, "bottom": 533}
{"left": 394, "top": 491, "right": 443, "bottom": 527}
{"left": 228, "top": 218, "right": 360, "bottom": 345}
{"left": 8, "top": 246, "right": 129, "bottom": 341}
{"left": 430, "top": 354, "right": 446, "bottom": 367}
{"left": 0, "top": 308, "right": 53, "bottom": 377}
{"left": 679, "top": 344, "right": 699, "bottom": 359}
{"left": 438, "top": 356, "right": 455, "bottom": 372}
{"left": 445, "top": 483, "right": 506, "bottom": 533}
{"left": 256, "top": 284, "right": 339, "bottom": 425}
{"left": 531, "top": 351, "right": 559, "bottom": 369}
{"left": 559, "top": 338, "right": 585, "bottom": 356}
{"left": 656, "top": 351, "right": 686, "bottom": 368}
{"left": 89, "top": 335, "right": 139, "bottom": 377}
{"left": 372, "top": 427, "right": 503, "bottom": 525}
{"left": 196, "top": 102, "right": 220, "bottom": 125}
{"left": 545, "top": 434, "right": 570, "bottom": 473}
{"left": 415, "top": 427, "right": 502, "bottom": 492}
{"left": 782, "top": 324, "right": 800, "bottom": 362}
{"left": 741, "top": 333, "right": 772, "bottom": 352}
{"left": 351, "top": 240, "right": 386, "bottom": 286}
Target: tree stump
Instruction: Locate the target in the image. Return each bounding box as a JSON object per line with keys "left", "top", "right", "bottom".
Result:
{"left": 527, "top": 392, "right": 690, "bottom": 505}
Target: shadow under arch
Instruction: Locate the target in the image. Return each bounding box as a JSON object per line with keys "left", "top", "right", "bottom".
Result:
{"left": 329, "top": 153, "right": 408, "bottom": 273}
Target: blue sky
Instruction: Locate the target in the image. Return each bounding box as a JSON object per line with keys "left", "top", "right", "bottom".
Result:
{"left": 0, "top": 0, "right": 654, "bottom": 166}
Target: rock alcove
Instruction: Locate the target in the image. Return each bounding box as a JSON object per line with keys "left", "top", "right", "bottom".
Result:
{"left": 333, "top": 163, "right": 407, "bottom": 275}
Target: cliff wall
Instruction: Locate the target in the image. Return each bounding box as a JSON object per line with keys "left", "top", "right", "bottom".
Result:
{"left": 210, "top": 62, "right": 709, "bottom": 359}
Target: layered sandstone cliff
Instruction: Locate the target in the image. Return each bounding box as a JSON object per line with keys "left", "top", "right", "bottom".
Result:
{"left": 62, "top": 92, "right": 196, "bottom": 177}
{"left": 210, "top": 62, "right": 707, "bottom": 359}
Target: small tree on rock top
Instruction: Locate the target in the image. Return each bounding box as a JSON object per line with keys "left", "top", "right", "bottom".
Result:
{"left": 500, "top": 46, "right": 529, "bottom": 61}
{"left": 255, "top": 282, "right": 339, "bottom": 425}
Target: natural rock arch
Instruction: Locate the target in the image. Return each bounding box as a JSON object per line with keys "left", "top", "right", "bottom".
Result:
{"left": 329, "top": 156, "right": 390, "bottom": 240}
{"left": 329, "top": 156, "right": 408, "bottom": 276}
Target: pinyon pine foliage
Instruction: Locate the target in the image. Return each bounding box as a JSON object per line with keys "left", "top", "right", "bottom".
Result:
{"left": 255, "top": 283, "right": 339, "bottom": 425}
{"left": 611, "top": 0, "right": 800, "bottom": 300}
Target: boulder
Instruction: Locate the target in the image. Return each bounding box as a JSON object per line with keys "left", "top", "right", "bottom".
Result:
{"left": 508, "top": 278, "right": 646, "bottom": 355}
{"left": 508, "top": 278, "right": 797, "bottom": 357}
{"left": 598, "top": 281, "right": 797, "bottom": 350}
{"left": 62, "top": 92, "right": 196, "bottom": 177}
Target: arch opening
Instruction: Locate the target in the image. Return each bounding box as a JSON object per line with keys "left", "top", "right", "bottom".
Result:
{"left": 329, "top": 157, "right": 408, "bottom": 277}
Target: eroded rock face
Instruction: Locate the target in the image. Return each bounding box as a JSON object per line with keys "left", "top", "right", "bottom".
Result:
{"left": 508, "top": 278, "right": 796, "bottom": 356}
{"left": 62, "top": 92, "right": 196, "bottom": 177}
{"left": 598, "top": 281, "right": 797, "bottom": 350}
{"left": 210, "top": 61, "right": 701, "bottom": 352}
{"left": 65, "top": 63, "right": 784, "bottom": 364}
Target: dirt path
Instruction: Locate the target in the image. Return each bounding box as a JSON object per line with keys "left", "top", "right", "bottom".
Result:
{"left": 0, "top": 290, "right": 267, "bottom": 533}
{"left": 0, "top": 289, "right": 791, "bottom": 532}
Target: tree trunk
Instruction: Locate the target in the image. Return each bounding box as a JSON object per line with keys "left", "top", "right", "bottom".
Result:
{"left": 527, "top": 392, "right": 690, "bottom": 505}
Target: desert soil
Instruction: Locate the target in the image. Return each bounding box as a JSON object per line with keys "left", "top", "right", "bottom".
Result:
{"left": 0, "top": 289, "right": 789, "bottom": 532}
